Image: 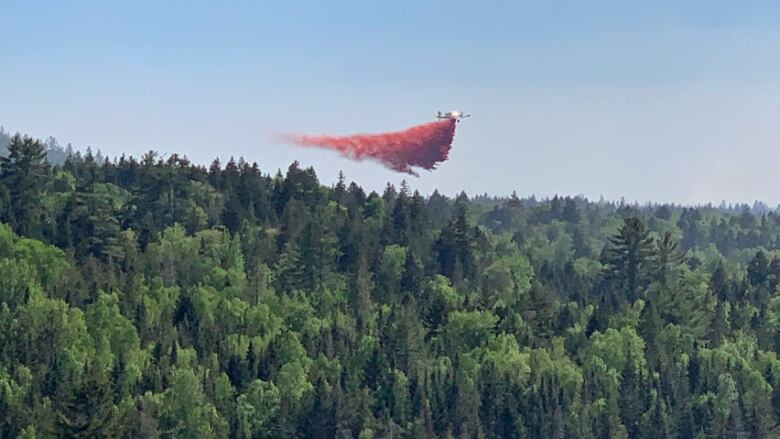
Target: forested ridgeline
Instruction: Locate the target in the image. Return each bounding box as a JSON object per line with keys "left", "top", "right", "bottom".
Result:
{"left": 4, "top": 134, "right": 780, "bottom": 437}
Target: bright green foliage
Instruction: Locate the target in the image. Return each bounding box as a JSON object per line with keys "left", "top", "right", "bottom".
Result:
{"left": 444, "top": 310, "right": 498, "bottom": 351}
{"left": 159, "top": 368, "right": 226, "bottom": 437}
{"left": 237, "top": 379, "right": 280, "bottom": 438}
{"left": 585, "top": 327, "right": 646, "bottom": 377}
{"left": 85, "top": 292, "right": 140, "bottom": 367}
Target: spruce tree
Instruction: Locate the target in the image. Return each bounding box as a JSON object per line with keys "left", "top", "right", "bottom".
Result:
{"left": 0, "top": 135, "right": 49, "bottom": 237}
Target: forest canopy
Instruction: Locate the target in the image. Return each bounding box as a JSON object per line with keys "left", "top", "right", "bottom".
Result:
{"left": 3, "top": 133, "right": 780, "bottom": 437}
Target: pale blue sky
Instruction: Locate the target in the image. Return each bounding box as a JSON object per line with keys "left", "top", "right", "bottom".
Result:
{"left": 3, "top": 1, "right": 780, "bottom": 203}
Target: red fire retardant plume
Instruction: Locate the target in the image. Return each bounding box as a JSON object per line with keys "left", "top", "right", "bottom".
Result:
{"left": 284, "top": 119, "right": 457, "bottom": 176}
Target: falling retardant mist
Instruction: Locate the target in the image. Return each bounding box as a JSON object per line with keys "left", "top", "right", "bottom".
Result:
{"left": 282, "top": 119, "right": 457, "bottom": 176}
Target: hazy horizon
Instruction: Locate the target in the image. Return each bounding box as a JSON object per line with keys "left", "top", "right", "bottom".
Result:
{"left": 4, "top": 1, "right": 780, "bottom": 204}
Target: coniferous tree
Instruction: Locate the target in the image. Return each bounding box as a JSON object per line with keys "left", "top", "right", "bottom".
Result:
{"left": 0, "top": 135, "right": 49, "bottom": 237}
{"left": 54, "top": 361, "right": 115, "bottom": 437}
{"left": 603, "top": 216, "right": 655, "bottom": 302}
{"left": 653, "top": 231, "right": 685, "bottom": 283}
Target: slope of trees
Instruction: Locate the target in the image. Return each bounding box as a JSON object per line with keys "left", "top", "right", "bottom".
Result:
{"left": 4, "top": 134, "right": 780, "bottom": 437}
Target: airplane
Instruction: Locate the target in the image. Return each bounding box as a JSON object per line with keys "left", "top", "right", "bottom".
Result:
{"left": 436, "top": 110, "right": 471, "bottom": 122}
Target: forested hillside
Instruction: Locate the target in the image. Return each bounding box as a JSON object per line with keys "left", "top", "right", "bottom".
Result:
{"left": 4, "top": 133, "right": 780, "bottom": 437}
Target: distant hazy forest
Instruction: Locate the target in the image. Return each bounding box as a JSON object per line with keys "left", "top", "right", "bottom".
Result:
{"left": 5, "top": 133, "right": 780, "bottom": 438}
{"left": 0, "top": 127, "right": 72, "bottom": 166}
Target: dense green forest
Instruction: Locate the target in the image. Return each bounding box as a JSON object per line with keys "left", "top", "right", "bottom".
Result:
{"left": 4, "top": 133, "right": 780, "bottom": 438}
